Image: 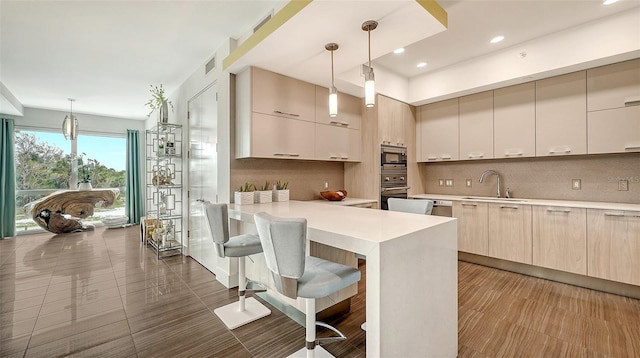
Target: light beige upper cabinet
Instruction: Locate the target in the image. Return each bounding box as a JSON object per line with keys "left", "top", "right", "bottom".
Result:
{"left": 378, "top": 95, "right": 406, "bottom": 146}
{"left": 587, "top": 58, "right": 640, "bottom": 111}
{"left": 248, "top": 112, "right": 315, "bottom": 160}
{"left": 417, "top": 98, "right": 459, "bottom": 162}
{"left": 588, "top": 106, "right": 640, "bottom": 154}
{"left": 251, "top": 67, "right": 315, "bottom": 122}
{"left": 453, "top": 201, "right": 489, "bottom": 256}
{"left": 315, "top": 86, "right": 361, "bottom": 129}
{"left": 488, "top": 203, "right": 532, "bottom": 264}
{"left": 459, "top": 91, "right": 494, "bottom": 160}
{"left": 533, "top": 206, "right": 587, "bottom": 275}
{"left": 587, "top": 209, "right": 640, "bottom": 286}
{"left": 586, "top": 59, "right": 640, "bottom": 154}
{"left": 315, "top": 124, "right": 361, "bottom": 162}
{"left": 535, "top": 71, "right": 587, "bottom": 156}
{"left": 494, "top": 83, "right": 536, "bottom": 158}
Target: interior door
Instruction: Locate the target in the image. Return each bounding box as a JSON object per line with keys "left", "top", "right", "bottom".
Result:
{"left": 188, "top": 83, "right": 218, "bottom": 272}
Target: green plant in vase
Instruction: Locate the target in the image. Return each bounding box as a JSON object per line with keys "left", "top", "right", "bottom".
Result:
{"left": 274, "top": 180, "right": 289, "bottom": 202}
{"left": 145, "top": 84, "right": 174, "bottom": 123}
{"left": 235, "top": 182, "right": 255, "bottom": 205}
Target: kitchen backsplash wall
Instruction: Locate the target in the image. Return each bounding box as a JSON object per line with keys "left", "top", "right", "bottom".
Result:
{"left": 420, "top": 153, "right": 639, "bottom": 204}
{"left": 231, "top": 158, "right": 344, "bottom": 201}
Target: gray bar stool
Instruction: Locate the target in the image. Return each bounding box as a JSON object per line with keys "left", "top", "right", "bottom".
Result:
{"left": 388, "top": 197, "right": 434, "bottom": 215}
{"left": 204, "top": 202, "right": 271, "bottom": 329}
{"left": 254, "top": 212, "right": 361, "bottom": 358}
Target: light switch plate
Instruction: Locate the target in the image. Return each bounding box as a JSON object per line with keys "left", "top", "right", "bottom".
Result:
{"left": 619, "top": 180, "right": 629, "bottom": 191}
{"left": 438, "top": 179, "right": 444, "bottom": 187}
{"left": 572, "top": 179, "right": 581, "bottom": 190}
{"left": 466, "top": 179, "right": 472, "bottom": 188}
{"left": 445, "top": 179, "right": 454, "bottom": 187}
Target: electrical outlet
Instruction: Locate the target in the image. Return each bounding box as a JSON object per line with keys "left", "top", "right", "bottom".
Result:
{"left": 572, "top": 179, "right": 581, "bottom": 190}
{"left": 466, "top": 179, "right": 472, "bottom": 188}
{"left": 619, "top": 180, "right": 629, "bottom": 191}
{"left": 438, "top": 179, "right": 444, "bottom": 187}
{"left": 445, "top": 179, "right": 454, "bottom": 187}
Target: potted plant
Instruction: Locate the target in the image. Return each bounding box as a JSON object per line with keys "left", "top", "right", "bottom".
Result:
{"left": 234, "top": 182, "right": 255, "bottom": 205}
{"left": 273, "top": 180, "right": 289, "bottom": 202}
{"left": 77, "top": 153, "right": 95, "bottom": 191}
{"left": 255, "top": 180, "right": 273, "bottom": 204}
{"left": 145, "top": 84, "right": 174, "bottom": 124}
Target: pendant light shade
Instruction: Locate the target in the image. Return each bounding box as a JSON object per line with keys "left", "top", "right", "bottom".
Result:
{"left": 62, "top": 98, "right": 78, "bottom": 140}
{"left": 362, "top": 20, "right": 378, "bottom": 108}
{"left": 325, "top": 43, "right": 339, "bottom": 117}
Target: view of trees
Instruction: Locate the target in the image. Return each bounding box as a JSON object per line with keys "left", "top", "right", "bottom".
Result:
{"left": 15, "top": 131, "right": 126, "bottom": 207}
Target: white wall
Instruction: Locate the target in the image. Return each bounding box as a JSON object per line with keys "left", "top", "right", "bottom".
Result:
{"left": 408, "top": 8, "right": 640, "bottom": 105}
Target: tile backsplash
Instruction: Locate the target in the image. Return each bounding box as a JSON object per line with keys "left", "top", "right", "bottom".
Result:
{"left": 231, "top": 158, "right": 344, "bottom": 201}
{"left": 420, "top": 153, "right": 639, "bottom": 204}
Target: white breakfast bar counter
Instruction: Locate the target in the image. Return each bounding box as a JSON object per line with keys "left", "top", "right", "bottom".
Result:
{"left": 228, "top": 200, "right": 458, "bottom": 358}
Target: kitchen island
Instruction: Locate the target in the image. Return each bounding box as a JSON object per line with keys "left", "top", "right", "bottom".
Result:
{"left": 228, "top": 200, "right": 458, "bottom": 358}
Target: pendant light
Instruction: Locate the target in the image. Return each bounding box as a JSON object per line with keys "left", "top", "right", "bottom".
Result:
{"left": 62, "top": 98, "right": 78, "bottom": 140}
{"left": 362, "top": 20, "right": 378, "bottom": 108}
{"left": 325, "top": 43, "right": 339, "bottom": 117}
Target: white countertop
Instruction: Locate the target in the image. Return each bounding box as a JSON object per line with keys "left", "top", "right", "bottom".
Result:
{"left": 229, "top": 200, "right": 455, "bottom": 254}
{"left": 308, "top": 197, "right": 378, "bottom": 206}
{"left": 409, "top": 193, "right": 640, "bottom": 211}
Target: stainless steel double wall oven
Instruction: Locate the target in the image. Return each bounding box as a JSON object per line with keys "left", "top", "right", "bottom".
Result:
{"left": 380, "top": 145, "right": 408, "bottom": 210}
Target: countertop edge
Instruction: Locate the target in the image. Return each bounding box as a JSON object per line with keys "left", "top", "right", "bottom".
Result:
{"left": 409, "top": 194, "right": 640, "bottom": 212}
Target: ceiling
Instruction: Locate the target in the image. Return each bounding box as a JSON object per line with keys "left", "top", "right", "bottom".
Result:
{"left": 1, "top": 0, "right": 639, "bottom": 120}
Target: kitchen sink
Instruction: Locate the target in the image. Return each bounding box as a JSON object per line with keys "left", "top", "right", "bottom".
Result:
{"left": 461, "top": 196, "right": 528, "bottom": 202}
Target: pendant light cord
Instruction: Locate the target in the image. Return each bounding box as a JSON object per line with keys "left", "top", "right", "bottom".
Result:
{"left": 331, "top": 49, "right": 335, "bottom": 87}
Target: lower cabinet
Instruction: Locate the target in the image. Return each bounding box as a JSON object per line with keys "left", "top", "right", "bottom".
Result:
{"left": 533, "top": 206, "right": 587, "bottom": 275}
{"left": 587, "top": 209, "right": 640, "bottom": 286}
{"left": 453, "top": 201, "right": 488, "bottom": 255}
{"left": 488, "top": 203, "right": 532, "bottom": 264}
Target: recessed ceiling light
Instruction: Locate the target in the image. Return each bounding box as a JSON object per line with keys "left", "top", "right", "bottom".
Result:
{"left": 393, "top": 48, "right": 405, "bottom": 54}
{"left": 490, "top": 35, "right": 505, "bottom": 44}
{"left": 417, "top": 62, "right": 427, "bottom": 68}
{"left": 603, "top": 0, "right": 619, "bottom": 5}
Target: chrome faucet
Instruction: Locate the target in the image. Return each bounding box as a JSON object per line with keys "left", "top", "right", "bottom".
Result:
{"left": 479, "top": 169, "right": 502, "bottom": 198}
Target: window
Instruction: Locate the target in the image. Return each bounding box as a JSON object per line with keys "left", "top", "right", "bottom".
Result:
{"left": 15, "top": 129, "right": 126, "bottom": 233}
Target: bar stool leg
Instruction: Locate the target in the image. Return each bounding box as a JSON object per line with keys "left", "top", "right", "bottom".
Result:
{"left": 213, "top": 256, "right": 271, "bottom": 329}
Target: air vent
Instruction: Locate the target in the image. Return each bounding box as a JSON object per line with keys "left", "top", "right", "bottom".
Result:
{"left": 254, "top": 13, "right": 272, "bottom": 33}
{"left": 205, "top": 56, "right": 216, "bottom": 74}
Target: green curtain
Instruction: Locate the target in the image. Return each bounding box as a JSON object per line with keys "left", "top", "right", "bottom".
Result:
{"left": 1, "top": 118, "right": 16, "bottom": 238}
{"left": 126, "top": 130, "right": 143, "bottom": 224}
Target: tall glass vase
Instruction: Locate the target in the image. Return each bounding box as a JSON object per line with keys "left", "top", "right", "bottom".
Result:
{"left": 159, "top": 100, "right": 169, "bottom": 124}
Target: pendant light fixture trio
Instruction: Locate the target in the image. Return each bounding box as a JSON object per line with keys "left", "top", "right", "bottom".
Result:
{"left": 362, "top": 20, "right": 378, "bottom": 108}
{"left": 325, "top": 42, "right": 339, "bottom": 117}
{"left": 62, "top": 98, "right": 79, "bottom": 140}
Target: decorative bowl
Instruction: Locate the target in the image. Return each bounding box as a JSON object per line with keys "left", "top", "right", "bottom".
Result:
{"left": 320, "top": 189, "right": 348, "bottom": 201}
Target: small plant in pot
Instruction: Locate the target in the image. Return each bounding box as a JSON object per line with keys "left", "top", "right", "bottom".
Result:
{"left": 77, "top": 153, "right": 95, "bottom": 191}
{"left": 234, "top": 182, "right": 255, "bottom": 205}
{"left": 255, "top": 180, "right": 273, "bottom": 204}
{"left": 273, "top": 180, "right": 289, "bottom": 202}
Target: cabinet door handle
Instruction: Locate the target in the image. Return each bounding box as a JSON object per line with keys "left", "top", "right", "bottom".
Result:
{"left": 441, "top": 154, "right": 452, "bottom": 160}
{"left": 500, "top": 205, "right": 519, "bottom": 209}
{"left": 288, "top": 153, "right": 300, "bottom": 157}
{"left": 604, "top": 212, "right": 625, "bottom": 217}
{"left": 341, "top": 156, "right": 349, "bottom": 159}
{"left": 624, "top": 145, "right": 640, "bottom": 151}
{"left": 549, "top": 147, "right": 571, "bottom": 154}
{"left": 427, "top": 155, "right": 438, "bottom": 160}
{"left": 274, "top": 153, "right": 300, "bottom": 157}
{"left": 329, "top": 155, "right": 339, "bottom": 159}
{"left": 461, "top": 203, "right": 477, "bottom": 207}
{"left": 274, "top": 110, "right": 300, "bottom": 117}
{"left": 547, "top": 208, "right": 571, "bottom": 213}
{"left": 505, "top": 150, "right": 523, "bottom": 157}
{"left": 330, "top": 121, "right": 349, "bottom": 127}
{"left": 468, "top": 153, "right": 484, "bottom": 159}
{"left": 624, "top": 96, "right": 640, "bottom": 106}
